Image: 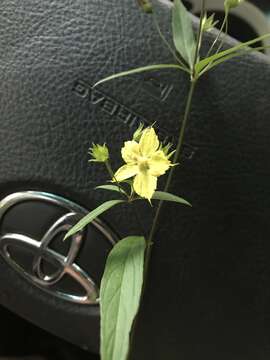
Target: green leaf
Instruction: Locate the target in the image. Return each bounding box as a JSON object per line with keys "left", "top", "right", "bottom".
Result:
{"left": 202, "top": 45, "right": 269, "bottom": 74}
{"left": 172, "top": 0, "right": 196, "bottom": 68}
{"left": 64, "top": 200, "right": 124, "bottom": 240}
{"left": 96, "top": 184, "right": 126, "bottom": 195}
{"left": 94, "top": 64, "right": 186, "bottom": 87}
{"left": 100, "top": 236, "right": 146, "bottom": 360}
{"left": 196, "top": 33, "right": 270, "bottom": 74}
{"left": 152, "top": 191, "right": 192, "bottom": 206}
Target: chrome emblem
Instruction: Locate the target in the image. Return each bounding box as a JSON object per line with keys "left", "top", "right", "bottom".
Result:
{"left": 0, "top": 192, "right": 115, "bottom": 305}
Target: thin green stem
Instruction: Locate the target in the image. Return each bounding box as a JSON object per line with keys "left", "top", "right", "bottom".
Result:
{"left": 215, "top": 15, "right": 229, "bottom": 56}
{"left": 105, "top": 160, "right": 115, "bottom": 180}
{"left": 144, "top": 78, "right": 197, "bottom": 277}
{"left": 144, "top": 0, "right": 205, "bottom": 251}
{"left": 105, "top": 162, "right": 145, "bottom": 244}
{"left": 129, "top": 4, "right": 202, "bottom": 359}
{"left": 104, "top": 161, "right": 127, "bottom": 197}
{"left": 199, "top": 13, "right": 229, "bottom": 78}
{"left": 206, "top": 12, "right": 228, "bottom": 58}
{"left": 192, "top": 0, "right": 206, "bottom": 75}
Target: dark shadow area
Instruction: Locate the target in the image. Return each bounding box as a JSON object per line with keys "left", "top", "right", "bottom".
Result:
{"left": 0, "top": 305, "right": 99, "bottom": 360}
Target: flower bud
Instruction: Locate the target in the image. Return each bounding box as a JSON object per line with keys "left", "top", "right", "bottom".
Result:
{"left": 89, "top": 143, "right": 109, "bottom": 162}
{"left": 202, "top": 14, "right": 219, "bottom": 32}
{"left": 133, "top": 123, "right": 145, "bottom": 142}
{"left": 224, "top": 0, "right": 244, "bottom": 11}
{"left": 137, "top": 0, "right": 153, "bottom": 14}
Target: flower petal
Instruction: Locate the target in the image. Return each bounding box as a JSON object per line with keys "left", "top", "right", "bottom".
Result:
{"left": 149, "top": 150, "right": 172, "bottom": 176}
{"left": 121, "top": 141, "right": 140, "bottom": 164}
{"left": 133, "top": 172, "right": 157, "bottom": 200}
{"left": 139, "top": 127, "right": 159, "bottom": 157}
{"left": 114, "top": 164, "right": 138, "bottom": 182}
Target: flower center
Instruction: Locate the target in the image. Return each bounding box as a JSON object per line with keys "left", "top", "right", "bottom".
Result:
{"left": 138, "top": 159, "right": 150, "bottom": 172}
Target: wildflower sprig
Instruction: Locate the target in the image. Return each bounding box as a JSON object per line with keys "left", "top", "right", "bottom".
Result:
{"left": 66, "top": 1, "right": 270, "bottom": 360}
{"left": 94, "top": 0, "right": 269, "bottom": 85}
{"left": 64, "top": 125, "right": 190, "bottom": 239}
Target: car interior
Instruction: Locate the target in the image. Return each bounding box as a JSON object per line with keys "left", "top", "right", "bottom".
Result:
{"left": 1, "top": 0, "right": 270, "bottom": 359}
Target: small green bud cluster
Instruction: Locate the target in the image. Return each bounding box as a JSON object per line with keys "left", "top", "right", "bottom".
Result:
{"left": 89, "top": 143, "right": 109, "bottom": 163}
{"left": 202, "top": 14, "right": 219, "bottom": 32}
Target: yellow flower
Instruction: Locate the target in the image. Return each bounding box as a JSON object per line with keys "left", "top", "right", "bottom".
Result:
{"left": 114, "top": 127, "right": 174, "bottom": 201}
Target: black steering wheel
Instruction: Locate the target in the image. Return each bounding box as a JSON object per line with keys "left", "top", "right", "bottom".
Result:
{"left": 0, "top": 1, "right": 270, "bottom": 359}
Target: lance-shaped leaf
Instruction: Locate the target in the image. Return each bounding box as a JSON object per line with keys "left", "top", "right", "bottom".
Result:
{"left": 100, "top": 236, "right": 146, "bottom": 360}
{"left": 94, "top": 64, "right": 187, "bottom": 87}
{"left": 200, "top": 45, "right": 270, "bottom": 75}
{"left": 195, "top": 33, "right": 270, "bottom": 74}
{"left": 172, "top": 0, "right": 196, "bottom": 68}
{"left": 152, "top": 191, "right": 192, "bottom": 206}
{"left": 64, "top": 200, "right": 124, "bottom": 240}
{"left": 96, "top": 184, "right": 127, "bottom": 195}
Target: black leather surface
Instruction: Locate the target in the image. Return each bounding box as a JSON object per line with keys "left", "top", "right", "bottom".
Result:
{"left": 1, "top": 0, "right": 270, "bottom": 359}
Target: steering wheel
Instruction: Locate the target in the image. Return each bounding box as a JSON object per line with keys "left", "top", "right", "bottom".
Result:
{"left": 0, "top": 0, "right": 270, "bottom": 359}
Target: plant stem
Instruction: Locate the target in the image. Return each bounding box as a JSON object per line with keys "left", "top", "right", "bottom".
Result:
{"left": 105, "top": 160, "right": 116, "bottom": 181}
{"left": 129, "top": 3, "right": 203, "bottom": 358}
{"left": 192, "top": 0, "right": 206, "bottom": 74}
{"left": 206, "top": 13, "right": 228, "bottom": 57}
{"left": 144, "top": 77, "right": 197, "bottom": 276}
{"left": 145, "top": 0, "right": 205, "bottom": 251}
{"left": 215, "top": 16, "right": 229, "bottom": 56}
{"left": 130, "top": 73, "right": 198, "bottom": 360}
{"left": 104, "top": 160, "right": 127, "bottom": 197}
